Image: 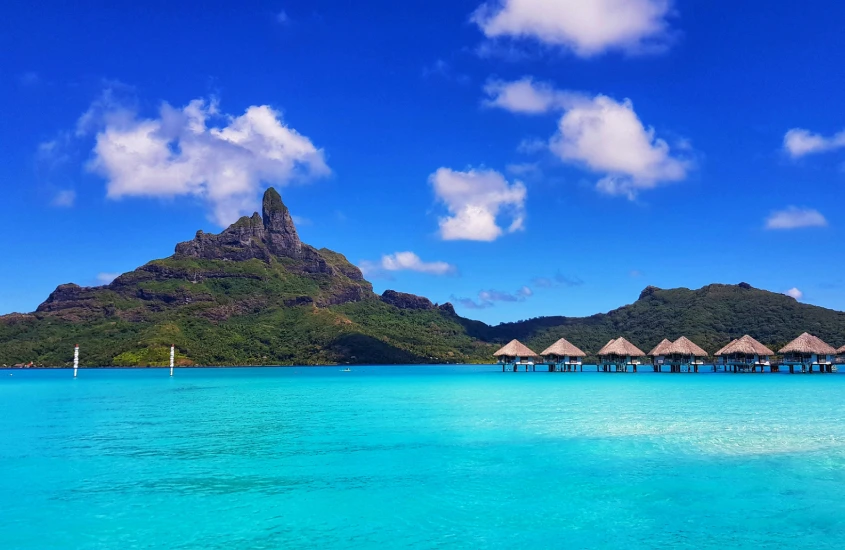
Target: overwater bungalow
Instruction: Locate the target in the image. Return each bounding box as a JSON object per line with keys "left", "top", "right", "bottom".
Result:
{"left": 838, "top": 346, "right": 845, "bottom": 364}
{"left": 714, "top": 335, "right": 775, "bottom": 373}
{"left": 494, "top": 339, "right": 539, "bottom": 372}
{"left": 648, "top": 339, "right": 673, "bottom": 372}
{"left": 541, "top": 338, "right": 587, "bottom": 372}
{"left": 665, "top": 336, "right": 709, "bottom": 373}
{"left": 597, "top": 338, "right": 646, "bottom": 373}
{"left": 778, "top": 333, "right": 837, "bottom": 373}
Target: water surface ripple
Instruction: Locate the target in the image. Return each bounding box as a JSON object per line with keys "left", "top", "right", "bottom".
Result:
{"left": 2, "top": 366, "right": 844, "bottom": 548}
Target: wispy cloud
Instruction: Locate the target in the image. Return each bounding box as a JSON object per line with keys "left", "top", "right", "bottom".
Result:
{"left": 452, "top": 286, "right": 532, "bottom": 309}
{"left": 51, "top": 190, "right": 76, "bottom": 208}
{"left": 765, "top": 207, "right": 828, "bottom": 230}
{"left": 422, "top": 59, "right": 469, "bottom": 84}
{"left": 276, "top": 10, "right": 290, "bottom": 24}
{"left": 532, "top": 273, "right": 583, "bottom": 288}
{"left": 360, "top": 251, "right": 456, "bottom": 278}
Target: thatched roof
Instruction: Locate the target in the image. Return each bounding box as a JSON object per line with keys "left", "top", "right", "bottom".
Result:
{"left": 715, "top": 335, "right": 774, "bottom": 356}
{"left": 598, "top": 337, "right": 645, "bottom": 357}
{"left": 779, "top": 333, "right": 836, "bottom": 355}
{"left": 667, "top": 336, "right": 708, "bottom": 357}
{"left": 648, "top": 339, "right": 672, "bottom": 357}
{"left": 493, "top": 339, "right": 538, "bottom": 357}
{"left": 541, "top": 338, "right": 586, "bottom": 357}
{"left": 838, "top": 345, "right": 845, "bottom": 354}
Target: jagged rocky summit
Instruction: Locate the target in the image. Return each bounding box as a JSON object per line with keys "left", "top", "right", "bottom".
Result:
{"left": 35, "top": 188, "right": 374, "bottom": 321}
{"left": 174, "top": 188, "right": 358, "bottom": 278}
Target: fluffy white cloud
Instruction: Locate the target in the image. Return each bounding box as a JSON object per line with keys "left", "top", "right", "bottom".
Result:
{"left": 765, "top": 207, "right": 828, "bottom": 230}
{"left": 472, "top": 0, "right": 674, "bottom": 57}
{"left": 785, "top": 287, "right": 803, "bottom": 300}
{"left": 360, "top": 252, "right": 456, "bottom": 277}
{"left": 430, "top": 167, "right": 526, "bottom": 241}
{"left": 82, "top": 95, "right": 329, "bottom": 226}
{"left": 486, "top": 78, "right": 690, "bottom": 198}
{"left": 551, "top": 95, "right": 689, "bottom": 198}
{"left": 783, "top": 128, "right": 845, "bottom": 158}
{"left": 51, "top": 190, "right": 76, "bottom": 208}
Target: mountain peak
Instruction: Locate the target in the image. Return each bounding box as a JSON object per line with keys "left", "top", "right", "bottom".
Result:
{"left": 262, "top": 187, "right": 301, "bottom": 257}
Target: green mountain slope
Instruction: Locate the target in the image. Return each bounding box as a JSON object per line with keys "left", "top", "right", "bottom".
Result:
{"left": 1, "top": 189, "right": 843, "bottom": 366}
{"left": 0, "top": 189, "right": 494, "bottom": 366}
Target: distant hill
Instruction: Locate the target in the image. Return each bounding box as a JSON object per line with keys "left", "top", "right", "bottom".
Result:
{"left": 474, "top": 283, "right": 845, "bottom": 358}
{"left": 2, "top": 189, "right": 844, "bottom": 366}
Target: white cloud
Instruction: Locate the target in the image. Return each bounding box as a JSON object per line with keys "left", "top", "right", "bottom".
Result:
{"left": 96, "top": 272, "right": 120, "bottom": 285}
{"left": 471, "top": 0, "right": 675, "bottom": 57}
{"left": 81, "top": 94, "right": 329, "bottom": 226}
{"left": 551, "top": 95, "right": 689, "bottom": 198}
{"left": 785, "top": 287, "right": 803, "bottom": 300}
{"left": 783, "top": 128, "right": 845, "bottom": 158}
{"left": 486, "top": 78, "right": 690, "bottom": 198}
{"left": 360, "top": 251, "right": 456, "bottom": 277}
{"left": 51, "top": 190, "right": 76, "bottom": 207}
{"left": 765, "top": 207, "right": 828, "bottom": 230}
{"left": 483, "top": 77, "right": 581, "bottom": 114}
{"left": 429, "top": 167, "right": 526, "bottom": 241}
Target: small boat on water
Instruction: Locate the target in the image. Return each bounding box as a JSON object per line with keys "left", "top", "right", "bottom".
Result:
{"left": 340, "top": 368, "right": 352, "bottom": 372}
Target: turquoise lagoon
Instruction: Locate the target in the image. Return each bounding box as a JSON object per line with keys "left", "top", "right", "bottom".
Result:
{"left": 2, "top": 366, "right": 845, "bottom": 548}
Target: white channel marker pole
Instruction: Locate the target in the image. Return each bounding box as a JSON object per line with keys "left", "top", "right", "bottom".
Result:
{"left": 73, "top": 344, "right": 79, "bottom": 378}
{"left": 170, "top": 344, "right": 175, "bottom": 377}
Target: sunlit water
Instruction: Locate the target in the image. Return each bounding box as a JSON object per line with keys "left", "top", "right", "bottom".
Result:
{"left": 2, "top": 366, "right": 845, "bottom": 549}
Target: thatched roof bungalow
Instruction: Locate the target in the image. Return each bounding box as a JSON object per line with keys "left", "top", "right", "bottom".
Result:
{"left": 494, "top": 340, "right": 538, "bottom": 371}
{"left": 494, "top": 339, "right": 537, "bottom": 360}
{"left": 648, "top": 339, "right": 673, "bottom": 359}
{"left": 663, "top": 336, "right": 709, "bottom": 372}
{"left": 779, "top": 333, "right": 837, "bottom": 372}
{"left": 714, "top": 335, "right": 774, "bottom": 372}
{"left": 838, "top": 345, "right": 845, "bottom": 356}
{"left": 541, "top": 338, "right": 586, "bottom": 371}
{"left": 541, "top": 338, "right": 586, "bottom": 358}
{"left": 598, "top": 337, "right": 646, "bottom": 372}
{"left": 667, "top": 336, "right": 708, "bottom": 359}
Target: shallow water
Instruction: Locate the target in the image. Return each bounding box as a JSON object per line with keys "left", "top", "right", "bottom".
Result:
{"left": 2, "top": 366, "right": 845, "bottom": 549}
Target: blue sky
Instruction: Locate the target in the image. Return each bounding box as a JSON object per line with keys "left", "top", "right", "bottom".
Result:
{"left": 2, "top": 0, "right": 844, "bottom": 324}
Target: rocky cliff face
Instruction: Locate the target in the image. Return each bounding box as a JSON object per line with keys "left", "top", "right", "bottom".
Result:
{"left": 173, "top": 189, "right": 356, "bottom": 280}
{"left": 380, "top": 290, "right": 456, "bottom": 314}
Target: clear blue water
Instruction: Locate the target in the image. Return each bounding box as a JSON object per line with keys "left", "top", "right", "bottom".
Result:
{"left": 2, "top": 366, "right": 845, "bottom": 549}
